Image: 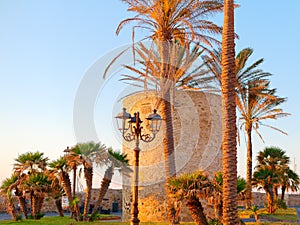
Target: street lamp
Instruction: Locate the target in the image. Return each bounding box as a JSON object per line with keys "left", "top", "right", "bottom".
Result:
{"left": 116, "top": 108, "right": 162, "bottom": 225}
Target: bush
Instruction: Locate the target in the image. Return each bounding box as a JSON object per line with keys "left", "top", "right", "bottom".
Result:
{"left": 277, "top": 199, "right": 287, "bottom": 209}
{"left": 208, "top": 218, "right": 222, "bottom": 225}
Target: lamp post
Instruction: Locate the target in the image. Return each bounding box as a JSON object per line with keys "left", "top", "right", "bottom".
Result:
{"left": 116, "top": 108, "right": 162, "bottom": 225}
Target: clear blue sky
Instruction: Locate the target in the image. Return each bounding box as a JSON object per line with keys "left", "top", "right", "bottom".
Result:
{"left": 0, "top": 1, "right": 299, "bottom": 186}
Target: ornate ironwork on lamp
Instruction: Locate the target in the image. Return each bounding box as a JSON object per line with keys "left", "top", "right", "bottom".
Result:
{"left": 115, "top": 108, "right": 162, "bottom": 225}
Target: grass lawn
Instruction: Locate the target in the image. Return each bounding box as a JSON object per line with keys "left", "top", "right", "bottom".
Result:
{"left": 239, "top": 208, "right": 298, "bottom": 221}
{"left": 0, "top": 208, "right": 298, "bottom": 225}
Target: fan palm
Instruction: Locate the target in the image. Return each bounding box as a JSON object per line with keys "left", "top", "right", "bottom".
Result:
{"left": 70, "top": 141, "right": 106, "bottom": 221}
{"left": 213, "top": 172, "right": 247, "bottom": 220}
{"left": 280, "top": 167, "right": 299, "bottom": 201}
{"left": 0, "top": 175, "right": 18, "bottom": 220}
{"left": 48, "top": 157, "right": 79, "bottom": 220}
{"left": 252, "top": 167, "right": 279, "bottom": 214}
{"left": 24, "top": 173, "right": 50, "bottom": 219}
{"left": 46, "top": 167, "right": 65, "bottom": 217}
{"left": 256, "top": 147, "right": 291, "bottom": 199}
{"left": 14, "top": 151, "right": 48, "bottom": 176}
{"left": 89, "top": 148, "right": 131, "bottom": 221}
{"left": 116, "top": 1, "right": 223, "bottom": 222}
{"left": 168, "top": 171, "right": 215, "bottom": 225}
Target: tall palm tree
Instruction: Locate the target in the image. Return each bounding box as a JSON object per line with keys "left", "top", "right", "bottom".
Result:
{"left": 238, "top": 79, "right": 289, "bottom": 207}
{"left": 89, "top": 148, "right": 131, "bottom": 221}
{"left": 0, "top": 175, "right": 18, "bottom": 220}
{"left": 70, "top": 141, "right": 106, "bottom": 221}
{"left": 204, "top": 47, "right": 280, "bottom": 208}
{"left": 116, "top": 1, "right": 223, "bottom": 222}
{"left": 220, "top": 0, "right": 238, "bottom": 223}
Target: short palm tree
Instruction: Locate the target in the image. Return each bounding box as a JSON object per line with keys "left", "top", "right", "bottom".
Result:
{"left": 280, "top": 168, "right": 299, "bottom": 200}
{"left": 116, "top": 1, "right": 223, "bottom": 222}
{"left": 70, "top": 141, "right": 106, "bottom": 221}
{"left": 0, "top": 175, "right": 18, "bottom": 220}
{"left": 14, "top": 151, "right": 48, "bottom": 175}
{"left": 90, "top": 148, "right": 131, "bottom": 221}
{"left": 24, "top": 172, "right": 50, "bottom": 219}
{"left": 46, "top": 168, "right": 65, "bottom": 217}
{"left": 48, "top": 157, "right": 79, "bottom": 220}
{"left": 212, "top": 172, "right": 247, "bottom": 220}
{"left": 252, "top": 167, "right": 279, "bottom": 214}
{"left": 168, "top": 171, "right": 215, "bottom": 225}
{"left": 253, "top": 146, "right": 291, "bottom": 213}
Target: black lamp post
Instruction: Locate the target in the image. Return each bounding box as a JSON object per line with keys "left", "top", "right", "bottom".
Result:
{"left": 116, "top": 108, "right": 162, "bottom": 225}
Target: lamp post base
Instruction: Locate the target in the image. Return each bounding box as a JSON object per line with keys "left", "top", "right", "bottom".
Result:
{"left": 130, "top": 217, "right": 140, "bottom": 225}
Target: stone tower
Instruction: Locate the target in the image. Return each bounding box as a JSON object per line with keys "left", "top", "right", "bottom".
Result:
{"left": 121, "top": 90, "right": 222, "bottom": 222}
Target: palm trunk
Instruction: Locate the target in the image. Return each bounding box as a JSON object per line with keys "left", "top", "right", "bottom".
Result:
{"left": 83, "top": 165, "right": 93, "bottom": 221}
{"left": 221, "top": 0, "right": 238, "bottom": 224}
{"left": 7, "top": 199, "right": 17, "bottom": 221}
{"left": 265, "top": 188, "right": 275, "bottom": 214}
{"left": 89, "top": 166, "right": 114, "bottom": 221}
{"left": 61, "top": 171, "right": 79, "bottom": 220}
{"left": 15, "top": 188, "right": 28, "bottom": 219}
{"left": 55, "top": 198, "right": 64, "bottom": 217}
{"left": 158, "top": 38, "right": 177, "bottom": 225}
{"left": 73, "top": 165, "right": 77, "bottom": 196}
{"left": 37, "top": 195, "right": 44, "bottom": 214}
{"left": 246, "top": 124, "right": 253, "bottom": 209}
{"left": 161, "top": 92, "right": 177, "bottom": 224}
{"left": 31, "top": 194, "right": 38, "bottom": 219}
{"left": 281, "top": 185, "right": 286, "bottom": 200}
{"left": 186, "top": 197, "right": 208, "bottom": 225}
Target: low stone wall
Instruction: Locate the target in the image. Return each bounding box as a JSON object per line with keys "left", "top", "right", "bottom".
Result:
{"left": 238, "top": 192, "right": 300, "bottom": 207}
{"left": 0, "top": 188, "right": 122, "bottom": 213}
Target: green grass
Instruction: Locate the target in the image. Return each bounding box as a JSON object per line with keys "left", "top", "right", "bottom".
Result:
{"left": 239, "top": 208, "right": 298, "bottom": 220}
{"left": 0, "top": 208, "right": 298, "bottom": 225}
{"left": 0, "top": 217, "right": 195, "bottom": 225}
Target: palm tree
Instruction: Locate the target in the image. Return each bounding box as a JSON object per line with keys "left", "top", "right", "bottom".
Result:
{"left": 89, "top": 148, "right": 131, "bottom": 221}
{"left": 13, "top": 151, "right": 49, "bottom": 219}
{"left": 46, "top": 168, "right": 65, "bottom": 217}
{"left": 220, "top": 0, "right": 238, "bottom": 223}
{"left": 48, "top": 157, "right": 79, "bottom": 220}
{"left": 239, "top": 78, "right": 289, "bottom": 207}
{"left": 14, "top": 151, "right": 48, "bottom": 176}
{"left": 280, "top": 168, "right": 299, "bottom": 200}
{"left": 252, "top": 167, "right": 278, "bottom": 214}
{"left": 213, "top": 172, "right": 247, "bottom": 220}
{"left": 253, "top": 146, "right": 291, "bottom": 213}
{"left": 167, "top": 171, "right": 215, "bottom": 225}
{"left": 116, "top": 1, "right": 223, "bottom": 222}
{"left": 204, "top": 47, "right": 283, "bottom": 208}
{"left": 24, "top": 172, "right": 50, "bottom": 219}
{"left": 0, "top": 175, "right": 18, "bottom": 220}
{"left": 70, "top": 141, "right": 106, "bottom": 221}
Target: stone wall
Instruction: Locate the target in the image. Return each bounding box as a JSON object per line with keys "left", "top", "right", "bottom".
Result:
{"left": 0, "top": 188, "right": 122, "bottom": 213}
{"left": 239, "top": 192, "right": 300, "bottom": 207}
{"left": 122, "top": 90, "right": 223, "bottom": 222}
